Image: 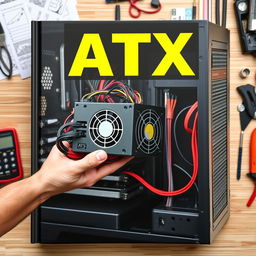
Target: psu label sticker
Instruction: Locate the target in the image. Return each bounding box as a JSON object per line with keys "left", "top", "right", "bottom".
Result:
{"left": 64, "top": 22, "right": 199, "bottom": 80}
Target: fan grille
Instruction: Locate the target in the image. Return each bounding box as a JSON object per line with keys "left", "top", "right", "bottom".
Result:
{"left": 135, "top": 109, "right": 162, "bottom": 154}
{"left": 89, "top": 110, "right": 123, "bottom": 148}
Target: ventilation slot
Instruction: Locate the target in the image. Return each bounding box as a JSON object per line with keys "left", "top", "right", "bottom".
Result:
{"left": 211, "top": 49, "right": 228, "bottom": 223}
{"left": 40, "top": 96, "right": 47, "bottom": 117}
{"left": 41, "top": 66, "right": 53, "bottom": 90}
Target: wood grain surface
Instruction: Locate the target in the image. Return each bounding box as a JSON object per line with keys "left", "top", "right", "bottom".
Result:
{"left": 1, "top": 0, "right": 256, "bottom": 255}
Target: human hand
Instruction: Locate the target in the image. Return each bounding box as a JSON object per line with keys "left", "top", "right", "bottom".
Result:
{"left": 33, "top": 145, "right": 133, "bottom": 198}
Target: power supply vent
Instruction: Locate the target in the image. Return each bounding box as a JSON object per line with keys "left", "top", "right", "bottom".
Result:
{"left": 135, "top": 109, "right": 162, "bottom": 154}
{"left": 211, "top": 49, "right": 228, "bottom": 223}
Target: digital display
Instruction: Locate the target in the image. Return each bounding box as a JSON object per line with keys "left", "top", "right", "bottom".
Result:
{"left": 0, "top": 135, "right": 13, "bottom": 149}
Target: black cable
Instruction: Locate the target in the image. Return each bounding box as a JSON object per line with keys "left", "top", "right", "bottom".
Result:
{"left": 57, "top": 122, "right": 77, "bottom": 137}
{"left": 56, "top": 130, "right": 83, "bottom": 155}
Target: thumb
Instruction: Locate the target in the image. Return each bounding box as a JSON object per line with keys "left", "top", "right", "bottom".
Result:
{"left": 75, "top": 150, "right": 108, "bottom": 172}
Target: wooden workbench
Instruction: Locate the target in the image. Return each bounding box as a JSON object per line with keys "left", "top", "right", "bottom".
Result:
{"left": 1, "top": 0, "right": 256, "bottom": 255}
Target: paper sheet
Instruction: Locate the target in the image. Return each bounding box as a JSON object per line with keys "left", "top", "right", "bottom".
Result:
{"left": 0, "top": 0, "right": 79, "bottom": 80}
{"left": 0, "top": 0, "right": 31, "bottom": 78}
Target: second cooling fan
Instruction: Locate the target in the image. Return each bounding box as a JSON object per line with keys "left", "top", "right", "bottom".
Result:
{"left": 72, "top": 102, "right": 165, "bottom": 156}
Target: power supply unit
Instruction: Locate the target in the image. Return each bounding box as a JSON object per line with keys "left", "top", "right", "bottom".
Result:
{"left": 69, "top": 102, "right": 164, "bottom": 156}
{"left": 31, "top": 20, "right": 230, "bottom": 244}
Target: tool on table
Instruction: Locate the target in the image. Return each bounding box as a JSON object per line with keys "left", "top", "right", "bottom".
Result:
{"left": 192, "top": 0, "right": 197, "bottom": 19}
{"left": 128, "top": 0, "right": 161, "bottom": 18}
{"left": 115, "top": 4, "right": 121, "bottom": 20}
{"left": 237, "top": 84, "right": 256, "bottom": 180}
{"left": 247, "top": 128, "right": 256, "bottom": 206}
{"left": 248, "top": 0, "right": 256, "bottom": 31}
{"left": 0, "top": 128, "right": 23, "bottom": 183}
{"left": 235, "top": 0, "right": 256, "bottom": 55}
{"left": 0, "top": 23, "right": 12, "bottom": 78}
{"left": 239, "top": 67, "right": 251, "bottom": 78}
{"left": 171, "top": 8, "right": 193, "bottom": 20}
{"left": 106, "top": 0, "right": 161, "bottom": 18}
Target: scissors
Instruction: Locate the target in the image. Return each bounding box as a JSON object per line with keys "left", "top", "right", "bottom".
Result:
{"left": 0, "top": 23, "right": 12, "bottom": 78}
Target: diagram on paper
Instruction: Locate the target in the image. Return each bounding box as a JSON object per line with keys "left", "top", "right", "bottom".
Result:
{"left": 14, "top": 39, "right": 30, "bottom": 57}
{"left": 4, "top": 7, "right": 27, "bottom": 26}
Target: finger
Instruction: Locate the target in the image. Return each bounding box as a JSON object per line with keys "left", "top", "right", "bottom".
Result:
{"left": 62, "top": 141, "right": 70, "bottom": 147}
{"left": 75, "top": 150, "right": 108, "bottom": 173}
{"left": 96, "top": 156, "right": 134, "bottom": 180}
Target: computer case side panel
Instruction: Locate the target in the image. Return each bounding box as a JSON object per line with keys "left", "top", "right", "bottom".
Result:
{"left": 208, "top": 22, "right": 230, "bottom": 243}
{"left": 31, "top": 21, "right": 41, "bottom": 243}
{"left": 196, "top": 21, "right": 211, "bottom": 244}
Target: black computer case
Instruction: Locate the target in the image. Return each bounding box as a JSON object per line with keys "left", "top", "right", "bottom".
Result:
{"left": 31, "top": 20, "right": 230, "bottom": 244}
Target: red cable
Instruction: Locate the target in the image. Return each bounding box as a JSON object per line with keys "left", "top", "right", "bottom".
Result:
{"left": 184, "top": 102, "right": 198, "bottom": 133}
{"left": 129, "top": 0, "right": 162, "bottom": 18}
{"left": 98, "top": 80, "right": 106, "bottom": 101}
{"left": 64, "top": 112, "right": 74, "bottom": 132}
{"left": 124, "top": 101, "right": 198, "bottom": 197}
{"left": 98, "top": 80, "right": 105, "bottom": 90}
{"left": 247, "top": 181, "right": 256, "bottom": 206}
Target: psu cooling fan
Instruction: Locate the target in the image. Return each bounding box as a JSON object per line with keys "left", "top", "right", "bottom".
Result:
{"left": 72, "top": 102, "right": 165, "bottom": 156}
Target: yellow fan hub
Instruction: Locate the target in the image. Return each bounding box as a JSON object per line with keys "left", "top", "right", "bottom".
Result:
{"left": 144, "top": 123, "right": 154, "bottom": 140}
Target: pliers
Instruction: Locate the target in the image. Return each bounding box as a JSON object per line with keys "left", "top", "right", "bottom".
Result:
{"left": 237, "top": 84, "right": 256, "bottom": 180}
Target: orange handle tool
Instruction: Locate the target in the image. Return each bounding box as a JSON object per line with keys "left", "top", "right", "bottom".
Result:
{"left": 249, "top": 128, "right": 256, "bottom": 178}
{"left": 247, "top": 128, "right": 256, "bottom": 206}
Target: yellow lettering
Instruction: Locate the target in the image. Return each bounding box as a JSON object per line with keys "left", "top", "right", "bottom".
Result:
{"left": 152, "top": 33, "right": 195, "bottom": 76}
{"left": 112, "top": 33, "right": 151, "bottom": 76}
{"left": 69, "top": 34, "right": 113, "bottom": 76}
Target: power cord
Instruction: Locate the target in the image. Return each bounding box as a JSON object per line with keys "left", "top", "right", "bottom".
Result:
{"left": 129, "top": 0, "right": 161, "bottom": 18}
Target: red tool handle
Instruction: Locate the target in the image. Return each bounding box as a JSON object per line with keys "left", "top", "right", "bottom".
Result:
{"left": 247, "top": 128, "right": 256, "bottom": 206}
{"left": 250, "top": 128, "right": 256, "bottom": 176}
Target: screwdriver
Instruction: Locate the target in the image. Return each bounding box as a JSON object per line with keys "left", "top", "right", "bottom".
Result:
{"left": 247, "top": 128, "right": 256, "bottom": 206}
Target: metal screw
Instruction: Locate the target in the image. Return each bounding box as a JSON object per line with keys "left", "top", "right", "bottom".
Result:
{"left": 237, "top": 104, "right": 245, "bottom": 112}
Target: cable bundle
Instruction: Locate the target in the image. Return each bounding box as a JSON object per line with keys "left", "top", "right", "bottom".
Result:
{"left": 82, "top": 80, "right": 142, "bottom": 104}
{"left": 165, "top": 91, "right": 177, "bottom": 207}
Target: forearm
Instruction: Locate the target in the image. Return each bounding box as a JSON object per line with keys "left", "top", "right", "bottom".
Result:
{"left": 0, "top": 146, "right": 132, "bottom": 237}
{"left": 0, "top": 173, "right": 51, "bottom": 237}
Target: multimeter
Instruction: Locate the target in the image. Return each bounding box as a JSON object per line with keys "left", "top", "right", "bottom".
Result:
{"left": 0, "top": 128, "right": 23, "bottom": 183}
